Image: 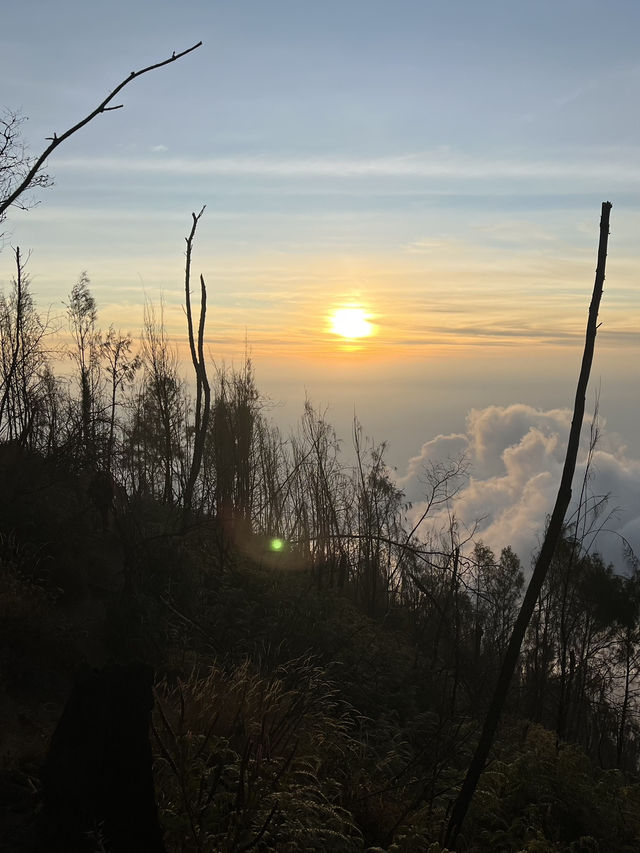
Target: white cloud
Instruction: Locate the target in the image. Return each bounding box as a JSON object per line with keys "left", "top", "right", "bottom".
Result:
{"left": 465, "top": 405, "right": 571, "bottom": 477}
{"left": 398, "top": 432, "right": 468, "bottom": 488}
{"left": 402, "top": 404, "right": 640, "bottom": 572}
{"left": 52, "top": 150, "right": 640, "bottom": 183}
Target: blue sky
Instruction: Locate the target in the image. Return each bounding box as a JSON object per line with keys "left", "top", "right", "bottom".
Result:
{"left": 2, "top": 1, "right": 640, "bottom": 560}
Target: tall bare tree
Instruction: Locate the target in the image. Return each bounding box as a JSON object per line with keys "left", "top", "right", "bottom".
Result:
{"left": 444, "top": 201, "right": 613, "bottom": 849}
{"left": 0, "top": 247, "right": 52, "bottom": 444}
{"left": 182, "top": 207, "right": 211, "bottom": 530}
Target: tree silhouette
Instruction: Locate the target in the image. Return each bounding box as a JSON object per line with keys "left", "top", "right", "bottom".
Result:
{"left": 444, "top": 201, "right": 613, "bottom": 849}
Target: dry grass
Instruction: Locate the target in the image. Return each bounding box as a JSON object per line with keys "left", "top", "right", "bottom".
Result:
{"left": 153, "top": 655, "right": 363, "bottom": 852}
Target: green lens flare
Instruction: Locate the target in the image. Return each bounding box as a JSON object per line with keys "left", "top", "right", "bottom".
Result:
{"left": 270, "top": 538, "right": 284, "bottom": 552}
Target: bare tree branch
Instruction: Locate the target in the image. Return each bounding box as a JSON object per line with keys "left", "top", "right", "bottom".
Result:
{"left": 0, "top": 41, "right": 202, "bottom": 220}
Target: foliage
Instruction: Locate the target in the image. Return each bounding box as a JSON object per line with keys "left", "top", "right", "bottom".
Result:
{"left": 153, "top": 657, "right": 364, "bottom": 852}
{"left": 0, "top": 213, "right": 639, "bottom": 852}
{"left": 462, "top": 724, "right": 640, "bottom": 852}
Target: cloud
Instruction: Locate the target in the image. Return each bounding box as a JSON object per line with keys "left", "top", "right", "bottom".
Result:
{"left": 52, "top": 150, "right": 640, "bottom": 184}
{"left": 401, "top": 404, "right": 640, "bottom": 572}
{"left": 398, "top": 432, "right": 468, "bottom": 488}
{"left": 465, "top": 405, "right": 571, "bottom": 477}
{"left": 403, "top": 239, "right": 450, "bottom": 254}
{"left": 470, "top": 220, "right": 559, "bottom": 246}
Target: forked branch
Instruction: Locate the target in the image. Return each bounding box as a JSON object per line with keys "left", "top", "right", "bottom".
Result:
{"left": 182, "top": 207, "right": 211, "bottom": 530}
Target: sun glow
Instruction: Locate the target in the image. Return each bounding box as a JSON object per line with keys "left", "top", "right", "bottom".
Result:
{"left": 329, "top": 307, "right": 374, "bottom": 339}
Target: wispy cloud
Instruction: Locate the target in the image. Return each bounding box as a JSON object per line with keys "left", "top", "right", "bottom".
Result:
{"left": 52, "top": 150, "right": 640, "bottom": 183}
{"left": 403, "top": 238, "right": 451, "bottom": 253}
{"left": 470, "top": 220, "right": 559, "bottom": 245}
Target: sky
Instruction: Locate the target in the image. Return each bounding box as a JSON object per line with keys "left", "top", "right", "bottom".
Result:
{"left": 1, "top": 0, "right": 639, "bottom": 568}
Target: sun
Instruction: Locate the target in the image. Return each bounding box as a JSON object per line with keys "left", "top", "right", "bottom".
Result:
{"left": 329, "top": 307, "right": 374, "bottom": 339}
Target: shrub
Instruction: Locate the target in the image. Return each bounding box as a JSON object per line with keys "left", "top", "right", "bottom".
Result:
{"left": 153, "top": 655, "right": 364, "bottom": 851}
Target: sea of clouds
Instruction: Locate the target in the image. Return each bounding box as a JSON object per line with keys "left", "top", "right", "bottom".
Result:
{"left": 399, "top": 404, "right": 640, "bottom": 574}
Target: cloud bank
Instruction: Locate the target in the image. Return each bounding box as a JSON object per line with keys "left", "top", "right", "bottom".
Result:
{"left": 400, "top": 404, "right": 640, "bottom": 571}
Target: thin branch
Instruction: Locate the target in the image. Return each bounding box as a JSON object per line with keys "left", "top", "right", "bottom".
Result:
{"left": 0, "top": 41, "right": 202, "bottom": 218}
{"left": 184, "top": 206, "right": 206, "bottom": 386}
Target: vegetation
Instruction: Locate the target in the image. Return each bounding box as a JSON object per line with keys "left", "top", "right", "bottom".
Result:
{"left": 1, "top": 51, "right": 639, "bottom": 853}
{"left": 1, "top": 258, "right": 639, "bottom": 850}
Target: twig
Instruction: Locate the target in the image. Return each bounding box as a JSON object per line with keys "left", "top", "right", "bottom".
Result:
{"left": 0, "top": 42, "right": 202, "bottom": 218}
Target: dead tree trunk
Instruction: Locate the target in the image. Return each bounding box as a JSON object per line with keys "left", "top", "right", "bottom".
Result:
{"left": 444, "top": 201, "right": 612, "bottom": 849}
{"left": 182, "top": 207, "right": 211, "bottom": 531}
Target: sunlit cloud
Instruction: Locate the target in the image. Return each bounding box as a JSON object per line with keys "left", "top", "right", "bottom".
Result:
{"left": 401, "top": 404, "right": 640, "bottom": 572}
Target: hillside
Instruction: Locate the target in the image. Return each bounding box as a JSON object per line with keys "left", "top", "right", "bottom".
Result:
{"left": 1, "top": 446, "right": 640, "bottom": 852}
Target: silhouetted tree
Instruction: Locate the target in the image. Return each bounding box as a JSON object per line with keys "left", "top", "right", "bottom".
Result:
{"left": 0, "top": 110, "right": 51, "bottom": 238}
{"left": 182, "top": 206, "right": 210, "bottom": 530}
{"left": 445, "top": 201, "right": 613, "bottom": 848}
{"left": 0, "top": 247, "right": 52, "bottom": 446}
{"left": 66, "top": 273, "right": 102, "bottom": 467}
{"left": 101, "top": 326, "right": 140, "bottom": 476}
